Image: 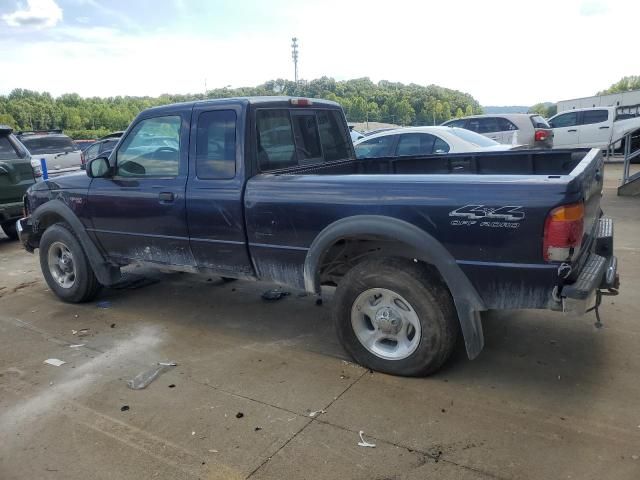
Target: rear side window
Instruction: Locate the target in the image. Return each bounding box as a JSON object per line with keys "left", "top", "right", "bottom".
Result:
{"left": 549, "top": 112, "right": 578, "bottom": 128}
{"left": 497, "top": 118, "right": 518, "bottom": 131}
{"left": 443, "top": 119, "right": 465, "bottom": 128}
{"left": 196, "top": 110, "right": 237, "bottom": 179}
{"left": 530, "top": 115, "right": 550, "bottom": 128}
{"left": 291, "top": 112, "right": 322, "bottom": 161}
{"left": 21, "top": 136, "right": 76, "bottom": 154}
{"left": 257, "top": 110, "right": 296, "bottom": 171}
{"left": 0, "top": 136, "right": 20, "bottom": 160}
{"left": 317, "top": 110, "right": 350, "bottom": 161}
{"left": 467, "top": 117, "right": 500, "bottom": 133}
{"left": 581, "top": 110, "right": 609, "bottom": 125}
{"left": 354, "top": 135, "right": 396, "bottom": 159}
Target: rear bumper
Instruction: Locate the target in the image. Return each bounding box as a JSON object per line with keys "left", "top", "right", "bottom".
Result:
{"left": 561, "top": 217, "right": 619, "bottom": 313}
{"left": 0, "top": 201, "right": 23, "bottom": 223}
{"left": 16, "top": 216, "right": 35, "bottom": 253}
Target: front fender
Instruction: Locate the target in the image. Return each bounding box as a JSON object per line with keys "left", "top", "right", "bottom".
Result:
{"left": 304, "top": 215, "right": 487, "bottom": 359}
{"left": 30, "top": 199, "right": 120, "bottom": 286}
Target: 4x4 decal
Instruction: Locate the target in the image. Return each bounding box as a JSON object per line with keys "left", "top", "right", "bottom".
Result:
{"left": 449, "top": 204, "right": 524, "bottom": 228}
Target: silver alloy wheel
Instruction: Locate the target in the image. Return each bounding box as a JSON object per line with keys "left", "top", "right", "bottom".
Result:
{"left": 351, "top": 287, "right": 422, "bottom": 360}
{"left": 47, "top": 241, "right": 76, "bottom": 289}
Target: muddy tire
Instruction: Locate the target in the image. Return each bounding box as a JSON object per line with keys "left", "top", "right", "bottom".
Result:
{"left": 39, "top": 224, "right": 101, "bottom": 303}
{"left": 2, "top": 221, "right": 18, "bottom": 240}
{"left": 333, "top": 257, "right": 458, "bottom": 376}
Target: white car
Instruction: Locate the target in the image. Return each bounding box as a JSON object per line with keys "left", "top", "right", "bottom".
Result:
{"left": 548, "top": 107, "right": 640, "bottom": 149}
{"left": 17, "top": 131, "right": 84, "bottom": 176}
{"left": 353, "top": 126, "right": 513, "bottom": 159}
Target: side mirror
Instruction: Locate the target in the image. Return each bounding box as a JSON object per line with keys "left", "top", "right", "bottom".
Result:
{"left": 86, "top": 156, "right": 113, "bottom": 178}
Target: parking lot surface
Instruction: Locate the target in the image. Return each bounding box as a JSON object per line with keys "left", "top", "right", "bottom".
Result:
{"left": 1, "top": 164, "right": 639, "bottom": 480}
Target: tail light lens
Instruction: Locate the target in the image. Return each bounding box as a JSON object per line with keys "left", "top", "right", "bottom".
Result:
{"left": 535, "top": 129, "right": 550, "bottom": 142}
{"left": 543, "top": 202, "right": 584, "bottom": 262}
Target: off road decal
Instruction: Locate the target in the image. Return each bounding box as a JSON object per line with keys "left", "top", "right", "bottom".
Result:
{"left": 449, "top": 205, "right": 524, "bottom": 228}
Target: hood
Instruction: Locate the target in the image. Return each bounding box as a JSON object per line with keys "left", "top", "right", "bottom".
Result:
{"left": 40, "top": 170, "right": 91, "bottom": 191}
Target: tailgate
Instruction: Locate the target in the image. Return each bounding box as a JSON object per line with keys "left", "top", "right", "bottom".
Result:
{"left": 571, "top": 149, "right": 605, "bottom": 264}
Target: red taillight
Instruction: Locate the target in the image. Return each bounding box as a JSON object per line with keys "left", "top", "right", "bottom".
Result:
{"left": 290, "top": 98, "right": 313, "bottom": 106}
{"left": 543, "top": 202, "right": 584, "bottom": 262}
{"left": 535, "top": 129, "right": 550, "bottom": 142}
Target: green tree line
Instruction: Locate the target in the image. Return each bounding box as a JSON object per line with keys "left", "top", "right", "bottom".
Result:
{"left": 597, "top": 75, "right": 640, "bottom": 95}
{"left": 0, "top": 77, "right": 482, "bottom": 139}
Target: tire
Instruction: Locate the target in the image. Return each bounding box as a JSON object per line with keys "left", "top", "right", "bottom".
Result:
{"left": 39, "top": 224, "right": 102, "bottom": 303}
{"left": 2, "top": 221, "right": 18, "bottom": 240}
{"left": 333, "top": 257, "right": 458, "bottom": 376}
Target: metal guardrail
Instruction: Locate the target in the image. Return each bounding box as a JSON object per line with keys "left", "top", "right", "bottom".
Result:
{"left": 605, "top": 126, "right": 640, "bottom": 186}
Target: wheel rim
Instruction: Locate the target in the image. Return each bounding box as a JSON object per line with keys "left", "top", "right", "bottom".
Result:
{"left": 351, "top": 288, "right": 421, "bottom": 361}
{"left": 47, "top": 241, "right": 76, "bottom": 289}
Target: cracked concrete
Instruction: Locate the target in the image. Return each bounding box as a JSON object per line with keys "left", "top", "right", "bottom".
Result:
{"left": 0, "top": 163, "right": 639, "bottom": 479}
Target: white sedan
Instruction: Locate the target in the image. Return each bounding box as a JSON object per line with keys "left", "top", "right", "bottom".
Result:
{"left": 353, "top": 126, "right": 513, "bottom": 159}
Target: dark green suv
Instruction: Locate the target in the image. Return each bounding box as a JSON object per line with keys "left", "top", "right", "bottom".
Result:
{"left": 0, "top": 125, "right": 37, "bottom": 240}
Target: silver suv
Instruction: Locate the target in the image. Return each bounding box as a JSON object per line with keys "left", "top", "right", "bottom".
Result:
{"left": 17, "top": 130, "right": 83, "bottom": 176}
{"left": 442, "top": 114, "right": 553, "bottom": 148}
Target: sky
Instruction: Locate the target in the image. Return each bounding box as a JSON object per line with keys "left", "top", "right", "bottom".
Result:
{"left": 0, "top": 0, "right": 638, "bottom": 106}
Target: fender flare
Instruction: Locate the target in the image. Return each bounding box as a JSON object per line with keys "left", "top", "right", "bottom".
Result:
{"left": 303, "top": 215, "right": 487, "bottom": 359}
{"left": 31, "top": 200, "right": 121, "bottom": 286}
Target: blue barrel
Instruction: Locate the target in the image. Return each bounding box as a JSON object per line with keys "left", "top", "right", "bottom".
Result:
{"left": 40, "top": 158, "right": 48, "bottom": 180}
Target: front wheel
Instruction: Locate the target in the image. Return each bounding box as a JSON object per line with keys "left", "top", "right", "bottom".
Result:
{"left": 39, "top": 224, "right": 101, "bottom": 303}
{"left": 333, "top": 257, "right": 458, "bottom": 376}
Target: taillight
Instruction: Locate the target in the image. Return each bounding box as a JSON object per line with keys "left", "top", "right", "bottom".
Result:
{"left": 543, "top": 202, "right": 584, "bottom": 262}
{"left": 535, "top": 129, "right": 550, "bottom": 142}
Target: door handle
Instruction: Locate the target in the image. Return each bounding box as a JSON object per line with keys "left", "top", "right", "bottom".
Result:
{"left": 568, "top": 129, "right": 577, "bottom": 132}
{"left": 158, "top": 192, "right": 175, "bottom": 202}
{"left": 599, "top": 126, "right": 610, "bottom": 129}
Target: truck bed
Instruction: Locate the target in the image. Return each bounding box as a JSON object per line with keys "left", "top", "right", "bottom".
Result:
{"left": 271, "top": 149, "right": 591, "bottom": 177}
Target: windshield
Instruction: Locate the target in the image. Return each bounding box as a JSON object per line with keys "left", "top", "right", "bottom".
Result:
{"left": 448, "top": 127, "right": 500, "bottom": 147}
{"left": 21, "top": 136, "right": 76, "bottom": 154}
{"left": 0, "top": 135, "right": 22, "bottom": 160}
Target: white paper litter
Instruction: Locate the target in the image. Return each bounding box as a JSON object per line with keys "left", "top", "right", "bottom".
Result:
{"left": 69, "top": 344, "right": 85, "bottom": 348}
{"left": 357, "top": 431, "right": 376, "bottom": 448}
{"left": 44, "top": 358, "right": 66, "bottom": 367}
{"left": 309, "top": 409, "right": 326, "bottom": 418}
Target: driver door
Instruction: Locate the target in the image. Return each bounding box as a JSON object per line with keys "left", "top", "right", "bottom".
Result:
{"left": 87, "top": 113, "right": 194, "bottom": 266}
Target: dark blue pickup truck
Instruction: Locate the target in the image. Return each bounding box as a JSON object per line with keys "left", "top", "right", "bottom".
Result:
{"left": 17, "top": 97, "right": 619, "bottom": 376}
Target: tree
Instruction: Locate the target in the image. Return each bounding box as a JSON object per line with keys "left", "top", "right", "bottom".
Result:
{"left": 455, "top": 107, "right": 464, "bottom": 118}
{"left": 598, "top": 75, "right": 640, "bottom": 95}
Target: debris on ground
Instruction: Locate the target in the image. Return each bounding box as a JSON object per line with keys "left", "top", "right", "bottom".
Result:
{"left": 235, "top": 412, "right": 244, "bottom": 418}
{"left": 357, "top": 431, "right": 376, "bottom": 448}
{"left": 261, "top": 288, "right": 290, "bottom": 301}
{"left": 120, "top": 405, "right": 130, "bottom": 412}
{"left": 208, "top": 449, "right": 218, "bottom": 453}
{"left": 110, "top": 323, "right": 116, "bottom": 328}
{"left": 309, "top": 409, "right": 326, "bottom": 418}
{"left": 254, "top": 427, "right": 262, "bottom": 431}
{"left": 127, "top": 362, "right": 178, "bottom": 390}
{"left": 72, "top": 328, "right": 90, "bottom": 337}
{"left": 168, "top": 384, "right": 176, "bottom": 388}
{"left": 96, "top": 300, "right": 112, "bottom": 309}
{"left": 44, "top": 358, "right": 66, "bottom": 367}
{"left": 69, "top": 344, "right": 85, "bottom": 348}
{"left": 315, "top": 298, "right": 323, "bottom": 306}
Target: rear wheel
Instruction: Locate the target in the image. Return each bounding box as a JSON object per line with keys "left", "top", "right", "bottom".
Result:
{"left": 39, "top": 224, "right": 101, "bottom": 303}
{"left": 333, "top": 257, "right": 458, "bottom": 376}
{"left": 1, "top": 221, "right": 18, "bottom": 240}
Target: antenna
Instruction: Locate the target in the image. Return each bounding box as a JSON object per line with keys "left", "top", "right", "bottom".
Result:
{"left": 291, "top": 37, "right": 299, "bottom": 83}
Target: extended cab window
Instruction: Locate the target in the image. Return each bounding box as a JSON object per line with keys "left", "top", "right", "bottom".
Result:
{"left": 116, "top": 116, "right": 181, "bottom": 177}
{"left": 257, "top": 110, "right": 296, "bottom": 171}
{"left": 581, "top": 110, "right": 609, "bottom": 125}
{"left": 317, "top": 110, "right": 350, "bottom": 161}
{"left": 549, "top": 112, "right": 578, "bottom": 128}
{"left": 196, "top": 110, "right": 236, "bottom": 179}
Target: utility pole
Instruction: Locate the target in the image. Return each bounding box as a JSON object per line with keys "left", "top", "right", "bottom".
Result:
{"left": 291, "top": 37, "right": 299, "bottom": 83}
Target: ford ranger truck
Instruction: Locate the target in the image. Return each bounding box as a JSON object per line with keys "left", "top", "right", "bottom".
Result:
{"left": 17, "top": 97, "right": 619, "bottom": 376}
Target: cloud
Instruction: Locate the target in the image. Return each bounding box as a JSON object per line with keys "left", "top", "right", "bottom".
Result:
{"left": 579, "top": 0, "right": 609, "bottom": 16}
{"left": 2, "top": 0, "right": 63, "bottom": 28}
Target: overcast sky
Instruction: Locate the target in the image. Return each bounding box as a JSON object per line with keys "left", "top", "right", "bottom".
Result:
{"left": 0, "top": 0, "right": 637, "bottom": 105}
